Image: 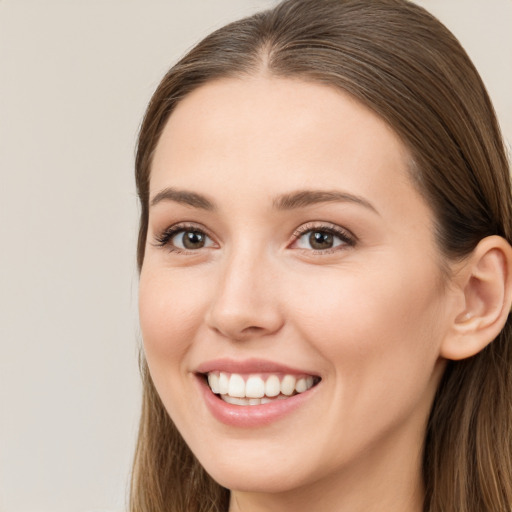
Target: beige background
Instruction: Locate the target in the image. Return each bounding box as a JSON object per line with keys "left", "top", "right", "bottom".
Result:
{"left": 0, "top": 1, "right": 510, "bottom": 511}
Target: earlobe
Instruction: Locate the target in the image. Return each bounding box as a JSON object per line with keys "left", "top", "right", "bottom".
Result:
{"left": 441, "top": 236, "right": 512, "bottom": 361}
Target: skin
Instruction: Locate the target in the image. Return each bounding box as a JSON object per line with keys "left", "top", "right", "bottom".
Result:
{"left": 139, "top": 76, "right": 461, "bottom": 512}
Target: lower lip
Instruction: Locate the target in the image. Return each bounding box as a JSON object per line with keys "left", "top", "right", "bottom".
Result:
{"left": 197, "top": 375, "right": 318, "bottom": 428}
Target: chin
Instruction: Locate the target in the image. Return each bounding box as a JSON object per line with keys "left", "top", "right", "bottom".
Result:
{"left": 205, "top": 463, "right": 305, "bottom": 494}
{"left": 188, "top": 438, "right": 325, "bottom": 495}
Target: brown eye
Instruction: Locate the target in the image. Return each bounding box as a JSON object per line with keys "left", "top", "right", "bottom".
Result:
{"left": 172, "top": 230, "right": 211, "bottom": 250}
{"left": 309, "top": 231, "right": 334, "bottom": 250}
{"left": 155, "top": 224, "right": 216, "bottom": 252}
{"left": 292, "top": 224, "right": 355, "bottom": 253}
{"left": 180, "top": 231, "right": 206, "bottom": 249}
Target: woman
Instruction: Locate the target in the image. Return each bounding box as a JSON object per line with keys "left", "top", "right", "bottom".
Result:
{"left": 131, "top": 1, "right": 512, "bottom": 511}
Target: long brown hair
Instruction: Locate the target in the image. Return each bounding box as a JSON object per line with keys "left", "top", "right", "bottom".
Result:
{"left": 131, "top": 1, "right": 512, "bottom": 510}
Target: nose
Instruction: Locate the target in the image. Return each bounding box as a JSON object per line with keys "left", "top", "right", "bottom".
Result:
{"left": 205, "top": 247, "right": 284, "bottom": 341}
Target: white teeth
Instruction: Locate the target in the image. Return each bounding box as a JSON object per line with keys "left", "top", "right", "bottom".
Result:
{"left": 246, "top": 376, "right": 265, "bottom": 398}
{"left": 295, "top": 377, "right": 307, "bottom": 393}
{"left": 208, "top": 373, "right": 220, "bottom": 394}
{"left": 222, "top": 395, "right": 248, "bottom": 406}
{"left": 218, "top": 372, "right": 229, "bottom": 395}
{"left": 228, "top": 373, "right": 246, "bottom": 398}
{"left": 281, "top": 375, "right": 296, "bottom": 396}
{"left": 221, "top": 395, "right": 268, "bottom": 406}
{"left": 208, "top": 371, "right": 317, "bottom": 403}
{"left": 265, "top": 375, "right": 281, "bottom": 397}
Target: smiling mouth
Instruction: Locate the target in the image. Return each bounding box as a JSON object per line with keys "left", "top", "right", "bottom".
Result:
{"left": 204, "top": 371, "right": 321, "bottom": 406}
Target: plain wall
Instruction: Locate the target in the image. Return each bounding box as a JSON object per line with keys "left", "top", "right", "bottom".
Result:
{"left": 0, "top": 1, "right": 510, "bottom": 511}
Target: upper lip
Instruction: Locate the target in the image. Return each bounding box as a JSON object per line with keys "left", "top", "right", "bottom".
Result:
{"left": 195, "top": 358, "right": 319, "bottom": 376}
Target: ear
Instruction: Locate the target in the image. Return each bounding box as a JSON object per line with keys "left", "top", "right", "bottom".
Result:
{"left": 441, "top": 235, "right": 512, "bottom": 360}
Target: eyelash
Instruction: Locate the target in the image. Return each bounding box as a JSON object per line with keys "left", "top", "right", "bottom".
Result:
{"left": 153, "top": 222, "right": 357, "bottom": 254}
{"left": 153, "top": 223, "right": 214, "bottom": 253}
{"left": 291, "top": 223, "right": 357, "bottom": 254}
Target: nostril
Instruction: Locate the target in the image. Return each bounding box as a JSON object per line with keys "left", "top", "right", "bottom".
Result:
{"left": 240, "top": 325, "right": 266, "bottom": 335}
{"left": 208, "top": 319, "right": 283, "bottom": 342}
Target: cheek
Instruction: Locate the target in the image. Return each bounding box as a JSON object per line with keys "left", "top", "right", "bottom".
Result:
{"left": 295, "top": 259, "right": 442, "bottom": 338}
{"left": 284, "top": 264, "right": 446, "bottom": 465}
{"left": 288, "top": 262, "right": 446, "bottom": 396}
{"left": 138, "top": 268, "right": 206, "bottom": 367}
{"left": 138, "top": 267, "right": 213, "bottom": 427}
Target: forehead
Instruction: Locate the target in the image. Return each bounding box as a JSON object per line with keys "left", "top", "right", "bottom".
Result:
{"left": 150, "top": 76, "right": 427, "bottom": 225}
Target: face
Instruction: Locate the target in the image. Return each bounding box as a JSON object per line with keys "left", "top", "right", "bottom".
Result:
{"left": 139, "top": 76, "right": 453, "bottom": 498}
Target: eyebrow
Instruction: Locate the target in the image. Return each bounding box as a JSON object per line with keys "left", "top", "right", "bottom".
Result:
{"left": 150, "top": 187, "right": 378, "bottom": 215}
{"left": 273, "top": 190, "right": 379, "bottom": 215}
{"left": 150, "top": 187, "right": 215, "bottom": 210}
